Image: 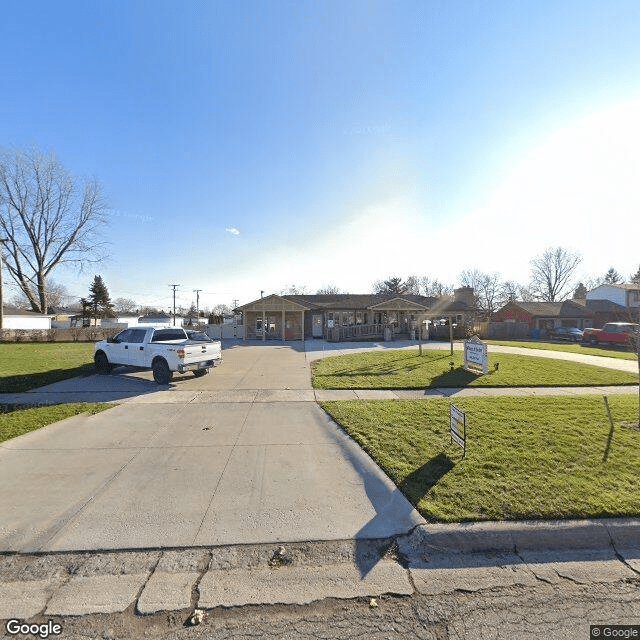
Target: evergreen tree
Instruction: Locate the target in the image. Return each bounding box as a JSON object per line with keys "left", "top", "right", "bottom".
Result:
{"left": 373, "top": 277, "right": 407, "bottom": 294}
{"left": 604, "top": 267, "right": 622, "bottom": 284}
{"left": 573, "top": 283, "right": 587, "bottom": 299}
{"left": 87, "top": 275, "right": 114, "bottom": 324}
{"left": 631, "top": 265, "right": 640, "bottom": 284}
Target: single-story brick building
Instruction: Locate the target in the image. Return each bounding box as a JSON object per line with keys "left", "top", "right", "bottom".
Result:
{"left": 236, "top": 289, "right": 475, "bottom": 342}
{"left": 493, "top": 300, "right": 594, "bottom": 334}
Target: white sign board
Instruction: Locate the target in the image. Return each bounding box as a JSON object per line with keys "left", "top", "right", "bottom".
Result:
{"left": 464, "top": 336, "right": 488, "bottom": 375}
{"left": 450, "top": 404, "right": 466, "bottom": 451}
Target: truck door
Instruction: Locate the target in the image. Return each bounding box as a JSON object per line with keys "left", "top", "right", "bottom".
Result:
{"left": 105, "top": 329, "right": 134, "bottom": 366}
{"left": 124, "top": 328, "right": 148, "bottom": 365}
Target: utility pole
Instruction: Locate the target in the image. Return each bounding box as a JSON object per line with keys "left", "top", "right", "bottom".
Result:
{"left": 0, "top": 238, "right": 8, "bottom": 331}
{"left": 169, "top": 284, "right": 180, "bottom": 326}
{"left": 193, "top": 289, "right": 202, "bottom": 321}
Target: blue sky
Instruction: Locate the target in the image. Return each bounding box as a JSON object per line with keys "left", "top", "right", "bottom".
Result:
{"left": 2, "top": 1, "right": 640, "bottom": 311}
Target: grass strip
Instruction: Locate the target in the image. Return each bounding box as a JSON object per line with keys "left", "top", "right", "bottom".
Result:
{"left": 0, "top": 403, "right": 111, "bottom": 444}
{"left": 485, "top": 340, "right": 637, "bottom": 361}
{"left": 320, "top": 395, "right": 640, "bottom": 522}
{"left": 0, "top": 343, "right": 95, "bottom": 393}
{"left": 312, "top": 350, "right": 637, "bottom": 389}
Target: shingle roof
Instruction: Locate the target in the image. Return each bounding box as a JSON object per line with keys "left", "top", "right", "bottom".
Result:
{"left": 508, "top": 300, "right": 593, "bottom": 318}
{"left": 574, "top": 299, "right": 629, "bottom": 313}
{"left": 1, "top": 306, "right": 54, "bottom": 317}
{"left": 280, "top": 293, "right": 465, "bottom": 312}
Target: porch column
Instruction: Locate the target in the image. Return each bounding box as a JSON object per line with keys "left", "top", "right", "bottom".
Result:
{"left": 282, "top": 309, "right": 285, "bottom": 341}
{"left": 301, "top": 310, "right": 305, "bottom": 342}
{"left": 262, "top": 309, "right": 266, "bottom": 342}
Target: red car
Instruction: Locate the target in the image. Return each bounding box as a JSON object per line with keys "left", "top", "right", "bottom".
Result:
{"left": 582, "top": 322, "right": 640, "bottom": 346}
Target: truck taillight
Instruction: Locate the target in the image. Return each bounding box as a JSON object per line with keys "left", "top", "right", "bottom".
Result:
{"left": 176, "top": 348, "right": 185, "bottom": 359}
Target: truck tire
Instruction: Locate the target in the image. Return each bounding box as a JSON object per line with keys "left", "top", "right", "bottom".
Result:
{"left": 152, "top": 358, "right": 173, "bottom": 385}
{"left": 590, "top": 336, "right": 598, "bottom": 345}
{"left": 193, "top": 369, "right": 208, "bottom": 378}
{"left": 94, "top": 352, "right": 112, "bottom": 375}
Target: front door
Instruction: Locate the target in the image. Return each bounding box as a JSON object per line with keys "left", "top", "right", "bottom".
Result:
{"left": 312, "top": 314, "right": 323, "bottom": 338}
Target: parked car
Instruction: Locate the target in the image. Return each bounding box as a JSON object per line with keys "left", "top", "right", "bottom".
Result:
{"left": 581, "top": 323, "right": 640, "bottom": 346}
{"left": 551, "top": 327, "right": 584, "bottom": 342}
{"left": 94, "top": 326, "right": 222, "bottom": 384}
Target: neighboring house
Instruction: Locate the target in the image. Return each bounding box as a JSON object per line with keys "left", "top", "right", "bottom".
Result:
{"left": 100, "top": 315, "right": 142, "bottom": 329}
{"left": 137, "top": 311, "right": 184, "bottom": 327}
{"left": 586, "top": 283, "right": 640, "bottom": 310}
{"left": 236, "top": 289, "right": 475, "bottom": 342}
{"left": 493, "top": 300, "right": 594, "bottom": 334}
{"left": 572, "top": 299, "right": 631, "bottom": 327}
{"left": 1, "top": 307, "right": 54, "bottom": 330}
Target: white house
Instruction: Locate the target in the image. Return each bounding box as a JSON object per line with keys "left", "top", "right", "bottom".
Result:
{"left": 100, "top": 315, "right": 141, "bottom": 328}
{"left": 1, "top": 307, "right": 54, "bottom": 330}
{"left": 586, "top": 283, "right": 640, "bottom": 308}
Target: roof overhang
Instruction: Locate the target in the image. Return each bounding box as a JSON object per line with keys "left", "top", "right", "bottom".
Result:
{"left": 238, "top": 294, "right": 311, "bottom": 313}
{"left": 368, "top": 297, "right": 429, "bottom": 312}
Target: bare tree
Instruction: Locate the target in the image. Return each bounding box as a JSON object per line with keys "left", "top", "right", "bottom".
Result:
{"left": 0, "top": 146, "right": 108, "bottom": 313}
{"left": 403, "top": 275, "right": 421, "bottom": 295}
{"left": 458, "top": 269, "right": 502, "bottom": 319}
{"left": 280, "top": 284, "right": 309, "bottom": 295}
{"left": 316, "top": 284, "right": 342, "bottom": 294}
{"left": 529, "top": 247, "right": 582, "bottom": 302}
{"left": 113, "top": 297, "right": 138, "bottom": 314}
{"left": 498, "top": 280, "right": 519, "bottom": 306}
{"left": 419, "top": 276, "right": 453, "bottom": 297}
{"left": 212, "top": 303, "right": 232, "bottom": 316}
{"left": 9, "top": 279, "right": 73, "bottom": 310}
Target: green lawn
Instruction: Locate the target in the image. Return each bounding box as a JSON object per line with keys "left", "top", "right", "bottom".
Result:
{"left": 485, "top": 340, "right": 637, "bottom": 361}
{"left": 312, "top": 350, "right": 638, "bottom": 389}
{"left": 0, "top": 342, "right": 95, "bottom": 393}
{"left": 0, "top": 403, "right": 111, "bottom": 444}
{"left": 320, "top": 396, "right": 640, "bottom": 522}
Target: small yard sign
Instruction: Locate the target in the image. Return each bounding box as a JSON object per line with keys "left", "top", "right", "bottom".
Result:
{"left": 450, "top": 404, "right": 466, "bottom": 455}
{"left": 464, "top": 335, "right": 488, "bottom": 375}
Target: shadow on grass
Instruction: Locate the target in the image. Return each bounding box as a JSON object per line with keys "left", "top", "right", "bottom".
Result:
{"left": 398, "top": 452, "right": 456, "bottom": 506}
{"left": 316, "top": 353, "right": 453, "bottom": 379}
{"left": 0, "top": 364, "right": 95, "bottom": 394}
{"left": 429, "top": 366, "right": 482, "bottom": 388}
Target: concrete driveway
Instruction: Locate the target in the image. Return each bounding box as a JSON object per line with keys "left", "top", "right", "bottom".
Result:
{"left": 0, "top": 343, "right": 423, "bottom": 553}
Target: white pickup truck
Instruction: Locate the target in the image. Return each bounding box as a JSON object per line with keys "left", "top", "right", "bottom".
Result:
{"left": 93, "top": 327, "right": 222, "bottom": 384}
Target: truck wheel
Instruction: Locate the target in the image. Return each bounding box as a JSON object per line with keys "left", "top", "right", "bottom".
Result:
{"left": 590, "top": 337, "right": 598, "bottom": 345}
{"left": 94, "top": 352, "right": 112, "bottom": 375}
{"left": 193, "top": 369, "right": 208, "bottom": 378}
{"left": 152, "top": 359, "right": 173, "bottom": 385}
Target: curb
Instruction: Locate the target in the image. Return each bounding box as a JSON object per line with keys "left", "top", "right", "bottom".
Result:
{"left": 398, "top": 517, "right": 640, "bottom": 562}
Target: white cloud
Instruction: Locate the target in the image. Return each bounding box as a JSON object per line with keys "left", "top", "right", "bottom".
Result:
{"left": 225, "top": 226, "right": 240, "bottom": 236}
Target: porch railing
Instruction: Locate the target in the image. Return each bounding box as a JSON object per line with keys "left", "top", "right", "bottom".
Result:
{"left": 330, "top": 324, "right": 384, "bottom": 341}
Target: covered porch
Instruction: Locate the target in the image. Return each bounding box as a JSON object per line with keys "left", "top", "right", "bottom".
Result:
{"left": 239, "top": 295, "right": 309, "bottom": 341}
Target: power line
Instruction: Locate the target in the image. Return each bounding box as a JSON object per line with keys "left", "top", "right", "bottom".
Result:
{"left": 168, "top": 284, "right": 180, "bottom": 326}
{"left": 193, "top": 289, "right": 202, "bottom": 318}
